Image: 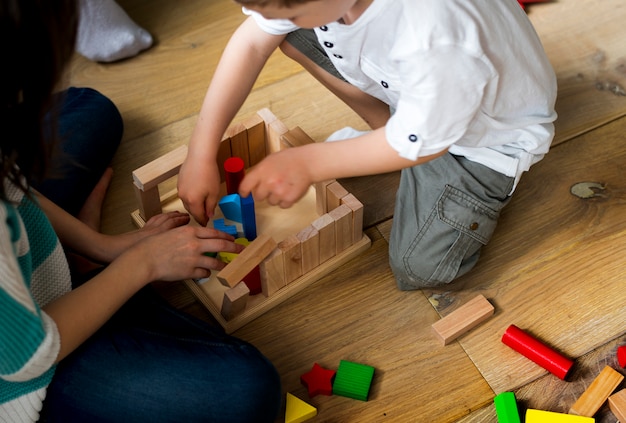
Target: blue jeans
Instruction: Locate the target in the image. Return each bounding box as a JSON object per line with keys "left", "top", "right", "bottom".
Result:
{"left": 41, "top": 287, "right": 281, "bottom": 422}
{"left": 34, "top": 87, "right": 123, "bottom": 216}
{"left": 37, "top": 88, "right": 282, "bottom": 422}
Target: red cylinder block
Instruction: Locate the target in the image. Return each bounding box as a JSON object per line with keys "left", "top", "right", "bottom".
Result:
{"left": 224, "top": 156, "right": 245, "bottom": 194}
{"left": 501, "top": 324, "right": 574, "bottom": 380}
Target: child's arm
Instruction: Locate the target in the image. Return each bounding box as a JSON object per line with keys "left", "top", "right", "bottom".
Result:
{"left": 239, "top": 128, "right": 448, "bottom": 208}
{"left": 178, "top": 17, "right": 287, "bottom": 226}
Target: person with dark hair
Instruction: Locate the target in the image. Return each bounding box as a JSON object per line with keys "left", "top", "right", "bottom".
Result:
{"left": 0, "top": 0, "right": 282, "bottom": 421}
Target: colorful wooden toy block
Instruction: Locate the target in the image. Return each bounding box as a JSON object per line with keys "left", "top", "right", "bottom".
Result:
{"left": 525, "top": 409, "right": 594, "bottom": 423}
{"left": 332, "top": 360, "right": 375, "bottom": 401}
{"left": 617, "top": 345, "right": 626, "bottom": 368}
{"left": 608, "top": 388, "right": 626, "bottom": 422}
{"left": 224, "top": 156, "right": 245, "bottom": 194}
{"left": 300, "top": 363, "right": 336, "bottom": 398}
{"left": 130, "top": 109, "right": 371, "bottom": 333}
{"left": 431, "top": 294, "right": 494, "bottom": 346}
{"left": 518, "top": 0, "right": 550, "bottom": 11}
{"left": 501, "top": 324, "right": 574, "bottom": 380}
{"left": 568, "top": 365, "right": 624, "bottom": 417}
{"left": 494, "top": 391, "right": 521, "bottom": 423}
{"left": 285, "top": 393, "right": 317, "bottom": 423}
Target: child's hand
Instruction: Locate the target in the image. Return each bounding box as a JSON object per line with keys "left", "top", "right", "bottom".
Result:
{"left": 178, "top": 157, "right": 221, "bottom": 226}
{"left": 239, "top": 148, "right": 313, "bottom": 209}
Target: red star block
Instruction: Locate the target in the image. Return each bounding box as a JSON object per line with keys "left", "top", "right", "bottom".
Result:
{"left": 300, "top": 363, "right": 336, "bottom": 398}
{"left": 618, "top": 345, "right": 626, "bottom": 369}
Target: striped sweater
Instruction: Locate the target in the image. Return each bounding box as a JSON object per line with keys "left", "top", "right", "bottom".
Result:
{"left": 0, "top": 179, "right": 71, "bottom": 422}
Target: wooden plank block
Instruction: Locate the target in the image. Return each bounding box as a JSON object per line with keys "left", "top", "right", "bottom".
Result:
{"left": 278, "top": 235, "right": 303, "bottom": 284}
{"left": 328, "top": 204, "right": 353, "bottom": 254}
{"left": 569, "top": 365, "right": 624, "bottom": 417}
{"left": 220, "top": 281, "right": 250, "bottom": 320}
{"left": 608, "top": 388, "right": 626, "bottom": 422}
{"left": 133, "top": 183, "right": 162, "bottom": 221}
{"left": 244, "top": 113, "right": 266, "bottom": 167}
{"left": 326, "top": 181, "right": 349, "bottom": 212}
{"left": 296, "top": 225, "right": 320, "bottom": 274}
{"left": 257, "top": 108, "right": 288, "bottom": 153}
{"left": 341, "top": 193, "right": 364, "bottom": 245}
{"left": 217, "top": 234, "right": 277, "bottom": 288}
{"left": 132, "top": 145, "right": 188, "bottom": 191}
{"left": 281, "top": 126, "right": 316, "bottom": 149}
{"left": 526, "top": 409, "right": 594, "bottom": 423}
{"left": 225, "top": 122, "right": 250, "bottom": 168}
{"left": 312, "top": 213, "right": 336, "bottom": 264}
{"left": 315, "top": 180, "right": 334, "bottom": 215}
{"left": 259, "top": 248, "right": 286, "bottom": 297}
{"left": 431, "top": 295, "right": 495, "bottom": 346}
{"left": 216, "top": 135, "right": 232, "bottom": 183}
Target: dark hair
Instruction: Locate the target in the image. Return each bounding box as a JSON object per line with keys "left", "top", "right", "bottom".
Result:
{"left": 0, "top": 0, "right": 78, "bottom": 200}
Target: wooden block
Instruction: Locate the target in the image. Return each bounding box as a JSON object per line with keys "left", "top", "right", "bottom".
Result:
{"left": 259, "top": 248, "right": 285, "bottom": 297}
{"left": 217, "top": 234, "right": 277, "bottom": 288}
{"left": 341, "top": 193, "right": 364, "bottom": 244}
{"left": 132, "top": 145, "right": 187, "bottom": 191}
{"left": 278, "top": 235, "right": 303, "bottom": 284}
{"left": 285, "top": 393, "right": 317, "bottom": 423}
{"left": 220, "top": 281, "right": 250, "bottom": 320}
{"left": 314, "top": 180, "right": 334, "bottom": 215}
{"left": 216, "top": 135, "right": 232, "bottom": 183}
{"left": 494, "top": 391, "right": 521, "bottom": 423}
{"left": 296, "top": 225, "right": 320, "bottom": 274}
{"left": 526, "top": 409, "right": 594, "bottom": 423}
{"left": 257, "top": 108, "right": 288, "bottom": 154}
{"left": 326, "top": 181, "right": 349, "bottom": 211}
{"left": 431, "top": 294, "right": 495, "bottom": 345}
{"left": 328, "top": 204, "right": 353, "bottom": 254}
{"left": 608, "top": 388, "right": 626, "bottom": 422}
{"left": 244, "top": 113, "right": 266, "bottom": 167}
{"left": 569, "top": 365, "right": 624, "bottom": 417}
{"left": 133, "top": 183, "right": 162, "bottom": 221}
{"left": 312, "top": 213, "right": 336, "bottom": 264}
{"left": 281, "top": 126, "right": 316, "bottom": 149}
{"left": 225, "top": 122, "right": 250, "bottom": 168}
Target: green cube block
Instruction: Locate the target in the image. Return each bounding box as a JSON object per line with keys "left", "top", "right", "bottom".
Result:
{"left": 494, "top": 391, "right": 521, "bottom": 423}
{"left": 332, "top": 360, "right": 374, "bottom": 401}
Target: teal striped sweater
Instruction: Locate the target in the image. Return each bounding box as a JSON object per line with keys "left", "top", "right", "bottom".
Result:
{"left": 0, "top": 179, "right": 71, "bottom": 422}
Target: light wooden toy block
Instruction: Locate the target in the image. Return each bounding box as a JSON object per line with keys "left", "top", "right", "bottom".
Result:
{"left": 130, "top": 109, "right": 371, "bottom": 333}
{"left": 341, "top": 193, "right": 364, "bottom": 244}
{"left": 221, "top": 282, "right": 250, "bottom": 320}
{"left": 326, "top": 180, "right": 349, "bottom": 211}
{"left": 431, "top": 294, "right": 495, "bottom": 345}
{"left": 285, "top": 393, "right": 317, "bottom": 423}
{"left": 217, "top": 233, "right": 277, "bottom": 288}
{"left": 329, "top": 204, "right": 353, "bottom": 254}
{"left": 568, "top": 365, "right": 624, "bottom": 417}
{"left": 278, "top": 235, "right": 303, "bottom": 285}
{"left": 494, "top": 392, "right": 521, "bottom": 423}
{"left": 608, "top": 388, "right": 626, "bottom": 422}
{"left": 526, "top": 409, "right": 594, "bottom": 423}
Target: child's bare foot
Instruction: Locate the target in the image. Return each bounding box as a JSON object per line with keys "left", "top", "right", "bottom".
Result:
{"left": 78, "top": 167, "right": 113, "bottom": 231}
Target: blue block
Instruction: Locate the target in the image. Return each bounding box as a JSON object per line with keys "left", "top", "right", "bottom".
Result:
{"left": 213, "top": 218, "right": 238, "bottom": 237}
{"left": 240, "top": 194, "right": 256, "bottom": 241}
{"left": 219, "top": 194, "right": 242, "bottom": 223}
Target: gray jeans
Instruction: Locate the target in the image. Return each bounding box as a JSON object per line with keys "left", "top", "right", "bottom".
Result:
{"left": 285, "top": 29, "right": 515, "bottom": 289}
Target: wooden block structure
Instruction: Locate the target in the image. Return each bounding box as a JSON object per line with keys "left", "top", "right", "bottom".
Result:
{"left": 493, "top": 391, "right": 521, "bottom": 423}
{"left": 608, "top": 388, "right": 626, "bottom": 422}
{"left": 525, "top": 409, "right": 594, "bottom": 423}
{"left": 285, "top": 393, "right": 317, "bottom": 423}
{"left": 431, "top": 294, "right": 495, "bottom": 345}
{"left": 568, "top": 365, "right": 624, "bottom": 417}
{"left": 130, "top": 109, "right": 371, "bottom": 333}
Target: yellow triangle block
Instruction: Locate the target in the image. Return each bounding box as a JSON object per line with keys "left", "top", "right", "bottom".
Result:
{"left": 285, "top": 393, "right": 317, "bottom": 423}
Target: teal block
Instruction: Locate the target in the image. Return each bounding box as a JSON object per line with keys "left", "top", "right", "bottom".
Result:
{"left": 218, "top": 194, "right": 242, "bottom": 223}
{"left": 332, "top": 360, "right": 374, "bottom": 401}
{"left": 494, "top": 391, "right": 521, "bottom": 423}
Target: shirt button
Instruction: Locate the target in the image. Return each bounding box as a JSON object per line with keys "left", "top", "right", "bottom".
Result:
{"left": 320, "top": 25, "right": 328, "bottom": 31}
{"left": 408, "top": 134, "right": 418, "bottom": 142}
{"left": 381, "top": 80, "right": 389, "bottom": 88}
{"left": 333, "top": 54, "right": 343, "bottom": 59}
{"left": 324, "top": 41, "right": 334, "bottom": 48}
{"left": 470, "top": 222, "right": 479, "bottom": 231}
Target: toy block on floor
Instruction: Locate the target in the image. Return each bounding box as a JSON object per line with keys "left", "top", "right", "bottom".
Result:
{"left": 501, "top": 324, "right": 574, "bottom": 380}
{"left": 332, "top": 360, "right": 375, "bottom": 401}
{"left": 220, "top": 282, "right": 250, "bottom": 321}
{"left": 130, "top": 109, "right": 372, "bottom": 333}
{"left": 300, "top": 363, "right": 336, "bottom": 398}
{"left": 568, "top": 365, "right": 624, "bottom": 417}
{"left": 608, "top": 388, "right": 626, "bottom": 422}
{"left": 431, "top": 294, "right": 494, "bottom": 345}
{"left": 285, "top": 393, "right": 316, "bottom": 423}
{"left": 494, "top": 391, "right": 521, "bottom": 423}
{"left": 617, "top": 345, "right": 626, "bottom": 368}
{"left": 217, "top": 234, "right": 277, "bottom": 288}
{"left": 525, "top": 409, "right": 594, "bottom": 422}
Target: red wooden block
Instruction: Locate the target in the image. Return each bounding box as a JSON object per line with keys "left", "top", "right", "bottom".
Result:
{"left": 242, "top": 265, "right": 262, "bottom": 295}
{"left": 617, "top": 345, "right": 626, "bottom": 369}
{"left": 224, "top": 156, "right": 245, "bottom": 194}
{"left": 300, "top": 363, "right": 336, "bottom": 398}
{"left": 518, "top": 0, "right": 550, "bottom": 11}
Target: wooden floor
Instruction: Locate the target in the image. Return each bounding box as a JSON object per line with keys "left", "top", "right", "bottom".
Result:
{"left": 65, "top": 0, "right": 626, "bottom": 421}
